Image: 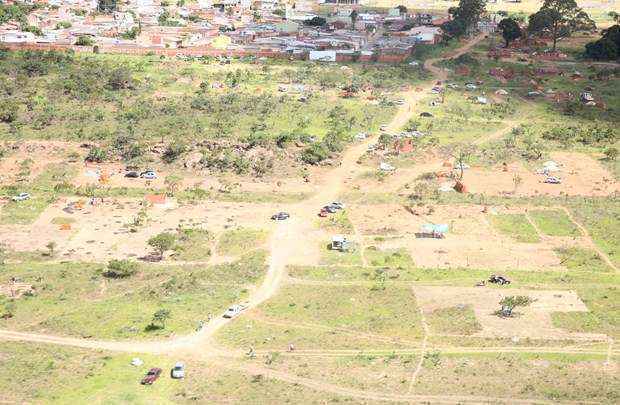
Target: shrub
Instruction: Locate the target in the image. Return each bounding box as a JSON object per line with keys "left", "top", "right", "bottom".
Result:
{"left": 75, "top": 35, "right": 94, "bottom": 46}
{"left": 106, "top": 67, "right": 134, "bottom": 90}
{"left": 0, "top": 99, "right": 18, "bottom": 123}
{"left": 85, "top": 146, "right": 107, "bottom": 162}
{"left": 301, "top": 143, "right": 329, "bottom": 164}
{"left": 162, "top": 140, "right": 187, "bottom": 163}
{"left": 103, "top": 259, "right": 138, "bottom": 278}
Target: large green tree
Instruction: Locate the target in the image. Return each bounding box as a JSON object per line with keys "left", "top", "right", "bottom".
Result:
{"left": 585, "top": 24, "right": 620, "bottom": 60}
{"left": 528, "top": 0, "right": 595, "bottom": 51}
{"left": 498, "top": 17, "right": 523, "bottom": 47}
{"left": 441, "top": 0, "right": 487, "bottom": 39}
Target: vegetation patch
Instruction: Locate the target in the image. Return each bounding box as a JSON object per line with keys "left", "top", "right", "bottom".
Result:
{"left": 529, "top": 210, "right": 579, "bottom": 237}
{"left": 0, "top": 251, "right": 267, "bottom": 339}
{"left": 555, "top": 247, "right": 609, "bottom": 272}
{"left": 426, "top": 305, "right": 482, "bottom": 335}
{"left": 365, "top": 247, "right": 414, "bottom": 268}
{"left": 490, "top": 214, "right": 540, "bottom": 243}
{"left": 173, "top": 228, "right": 213, "bottom": 261}
{"left": 216, "top": 228, "right": 268, "bottom": 257}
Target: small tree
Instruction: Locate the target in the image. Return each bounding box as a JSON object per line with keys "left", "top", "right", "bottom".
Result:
{"left": 512, "top": 173, "right": 523, "bottom": 194}
{"left": 45, "top": 241, "right": 57, "bottom": 257}
{"left": 528, "top": 0, "right": 595, "bottom": 52}
{"left": 495, "top": 295, "right": 534, "bottom": 318}
{"left": 152, "top": 308, "right": 171, "bottom": 329}
{"left": 498, "top": 18, "right": 523, "bottom": 47}
{"left": 75, "top": 35, "right": 94, "bottom": 46}
{"left": 103, "top": 259, "right": 138, "bottom": 278}
{"left": 147, "top": 232, "right": 176, "bottom": 259}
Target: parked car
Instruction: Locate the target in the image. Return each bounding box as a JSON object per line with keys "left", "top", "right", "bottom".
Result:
{"left": 11, "top": 192, "right": 30, "bottom": 202}
{"left": 140, "top": 171, "right": 157, "bottom": 180}
{"left": 271, "top": 212, "right": 290, "bottom": 221}
{"left": 419, "top": 112, "right": 433, "bottom": 118}
{"left": 465, "top": 83, "right": 477, "bottom": 90}
{"left": 408, "top": 60, "right": 419, "bottom": 66}
{"left": 171, "top": 362, "right": 185, "bottom": 379}
{"left": 430, "top": 87, "right": 442, "bottom": 94}
{"left": 527, "top": 91, "right": 543, "bottom": 98}
{"left": 447, "top": 83, "right": 460, "bottom": 89}
{"left": 141, "top": 368, "right": 162, "bottom": 385}
{"left": 125, "top": 171, "right": 139, "bottom": 178}
{"left": 395, "top": 99, "right": 405, "bottom": 105}
{"left": 329, "top": 202, "right": 345, "bottom": 210}
{"left": 323, "top": 205, "right": 337, "bottom": 214}
{"left": 318, "top": 209, "right": 329, "bottom": 217}
{"left": 544, "top": 176, "right": 562, "bottom": 184}
{"left": 223, "top": 304, "right": 246, "bottom": 319}
{"left": 379, "top": 125, "right": 388, "bottom": 131}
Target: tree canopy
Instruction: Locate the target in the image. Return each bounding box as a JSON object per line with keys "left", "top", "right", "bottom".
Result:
{"left": 441, "top": 0, "right": 487, "bottom": 39}
{"left": 498, "top": 17, "right": 523, "bottom": 46}
{"left": 528, "top": 0, "right": 595, "bottom": 51}
{"left": 585, "top": 24, "right": 620, "bottom": 60}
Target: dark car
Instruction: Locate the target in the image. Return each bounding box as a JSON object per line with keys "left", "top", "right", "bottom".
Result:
{"left": 141, "top": 368, "right": 162, "bottom": 385}
{"left": 271, "top": 212, "right": 290, "bottom": 221}
{"left": 323, "top": 205, "right": 337, "bottom": 214}
{"left": 125, "top": 171, "right": 139, "bottom": 178}
{"left": 419, "top": 112, "right": 433, "bottom": 118}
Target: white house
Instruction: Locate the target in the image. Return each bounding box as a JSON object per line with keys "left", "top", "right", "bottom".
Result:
{"left": 0, "top": 31, "right": 36, "bottom": 43}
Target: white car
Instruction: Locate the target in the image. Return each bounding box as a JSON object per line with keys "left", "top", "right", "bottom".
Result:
{"left": 171, "top": 362, "right": 185, "bottom": 379}
{"left": 408, "top": 60, "right": 419, "bottom": 66}
{"left": 395, "top": 99, "right": 405, "bottom": 105}
{"left": 12, "top": 192, "right": 30, "bottom": 202}
{"left": 465, "top": 83, "right": 477, "bottom": 90}
{"left": 223, "top": 304, "right": 246, "bottom": 318}
{"left": 447, "top": 83, "right": 460, "bottom": 89}
{"left": 544, "top": 176, "right": 562, "bottom": 184}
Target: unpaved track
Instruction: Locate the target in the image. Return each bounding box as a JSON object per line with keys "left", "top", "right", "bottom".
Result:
{"left": 4, "top": 35, "right": 601, "bottom": 404}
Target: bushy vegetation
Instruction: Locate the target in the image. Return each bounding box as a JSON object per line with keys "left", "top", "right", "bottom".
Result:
{"left": 0, "top": 50, "right": 412, "bottom": 169}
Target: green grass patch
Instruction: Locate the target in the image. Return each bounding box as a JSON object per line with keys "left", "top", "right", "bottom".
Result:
{"left": 426, "top": 305, "right": 482, "bottom": 336}
{"left": 259, "top": 284, "right": 424, "bottom": 339}
{"left": 317, "top": 210, "right": 354, "bottom": 233}
{"left": 319, "top": 241, "right": 363, "bottom": 266}
{"left": 555, "top": 247, "right": 609, "bottom": 272}
{"left": 216, "top": 228, "right": 268, "bottom": 257}
{"left": 172, "top": 228, "right": 213, "bottom": 261}
{"left": 0, "top": 251, "right": 267, "bottom": 339}
{"left": 490, "top": 214, "right": 540, "bottom": 243}
{"left": 364, "top": 247, "right": 414, "bottom": 268}
{"left": 529, "top": 210, "right": 579, "bottom": 237}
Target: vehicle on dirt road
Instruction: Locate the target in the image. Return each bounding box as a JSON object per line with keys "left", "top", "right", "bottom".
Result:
{"left": 140, "top": 171, "right": 157, "bottom": 180}
{"left": 171, "top": 362, "right": 185, "bottom": 379}
{"left": 141, "top": 368, "right": 162, "bottom": 385}
{"left": 419, "top": 112, "right": 433, "bottom": 118}
{"left": 318, "top": 209, "right": 329, "bottom": 217}
{"left": 271, "top": 212, "right": 290, "bottom": 221}
{"left": 329, "top": 202, "right": 345, "bottom": 210}
{"left": 125, "top": 171, "right": 139, "bottom": 178}
{"left": 323, "top": 205, "right": 337, "bottom": 214}
{"left": 544, "top": 176, "right": 562, "bottom": 184}
{"left": 11, "top": 192, "right": 30, "bottom": 202}
{"left": 488, "top": 274, "right": 511, "bottom": 285}
{"left": 223, "top": 304, "right": 246, "bottom": 318}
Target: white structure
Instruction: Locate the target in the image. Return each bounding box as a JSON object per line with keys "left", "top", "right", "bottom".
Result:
{"left": 0, "top": 31, "right": 36, "bottom": 43}
{"left": 309, "top": 50, "right": 336, "bottom": 62}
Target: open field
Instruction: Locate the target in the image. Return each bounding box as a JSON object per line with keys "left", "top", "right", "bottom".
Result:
{"left": 0, "top": 31, "right": 619, "bottom": 403}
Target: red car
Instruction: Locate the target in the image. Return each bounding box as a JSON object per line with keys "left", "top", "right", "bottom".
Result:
{"left": 318, "top": 209, "right": 328, "bottom": 217}
{"left": 141, "top": 368, "right": 162, "bottom": 385}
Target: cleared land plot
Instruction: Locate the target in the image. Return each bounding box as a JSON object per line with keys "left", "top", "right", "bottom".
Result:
{"left": 414, "top": 286, "right": 605, "bottom": 340}
{"left": 348, "top": 204, "right": 565, "bottom": 270}
{"left": 0, "top": 252, "right": 266, "bottom": 339}
{"left": 462, "top": 152, "right": 618, "bottom": 197}
{"left": 0, "top": 198, "right": 276, "bottom": 261}
{"left": 216, "top": 228, "right": 268, "bottom": 257}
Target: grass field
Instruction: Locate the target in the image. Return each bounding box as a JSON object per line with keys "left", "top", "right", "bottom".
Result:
{"left": 426, "top": 305, "right": 482, "bottom": 335}
{"left": 0, "top": 251, "right": 267, "bottom": 339}
{"left": 216, "top": 228, "right": 268, "bottom": 257}
{"left": 490, "top": 214, "right": 540, "bottom": 243}
{"left": 529, "top": 210, "right": 580, "bottom": 237}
